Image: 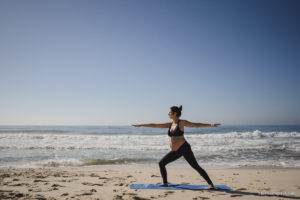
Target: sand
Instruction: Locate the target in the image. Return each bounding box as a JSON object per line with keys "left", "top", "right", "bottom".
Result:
{"left": 0, "top": 166, "right": 300, "bottom": 200}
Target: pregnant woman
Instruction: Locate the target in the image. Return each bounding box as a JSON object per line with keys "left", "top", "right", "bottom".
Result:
{"left": 132, "top": 105, "right": 220, "bottom": 189}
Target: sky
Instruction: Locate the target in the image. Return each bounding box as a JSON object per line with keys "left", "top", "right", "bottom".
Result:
{"left": 0, "top": 0, "right": 299, "bottom": 126}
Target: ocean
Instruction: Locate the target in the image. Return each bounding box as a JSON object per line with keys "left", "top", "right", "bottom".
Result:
{"left": 0, "top": 125, "right": 299, "bottom": 169}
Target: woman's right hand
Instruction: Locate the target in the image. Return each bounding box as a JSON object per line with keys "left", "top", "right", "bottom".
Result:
{"left": 132, "top": 124, "right": 142, "bottom": 127}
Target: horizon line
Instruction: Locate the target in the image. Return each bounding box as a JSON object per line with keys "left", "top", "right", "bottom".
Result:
{"left": 0, "top": 124, "right": 300, "bottom": 126}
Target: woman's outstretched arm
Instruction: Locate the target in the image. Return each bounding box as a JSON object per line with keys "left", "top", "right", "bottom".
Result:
{"left": 132, "top": 122, "right": 171, "bottom": 128}
{"left": 181, "top": 120, "right": 221, "bottom": 127}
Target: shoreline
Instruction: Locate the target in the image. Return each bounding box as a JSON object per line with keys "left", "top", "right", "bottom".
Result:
{"left": 1, "top": 166, "right": 299, "bottom": 200}
{"left": 1, "top": 162, "right": 300, "bottom": 169}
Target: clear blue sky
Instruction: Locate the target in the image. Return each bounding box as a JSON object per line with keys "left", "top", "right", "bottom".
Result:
{"left": 0, "top": 0, "right": 299, "bottom": 125}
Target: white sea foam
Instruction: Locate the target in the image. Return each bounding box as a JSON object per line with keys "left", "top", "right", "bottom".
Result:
{"left": 0, "top": 131, "right": 299, "bottom": 152}
{"left": 29, "top": 158, "right": 84, "bottom": 167}
{"left": 1, "top": 127, "right": 300, "bottom": 168}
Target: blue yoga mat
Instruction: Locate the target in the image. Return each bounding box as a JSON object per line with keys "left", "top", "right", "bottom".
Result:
{"left": 130, "top": 183, "right": 232, "bottom": 191}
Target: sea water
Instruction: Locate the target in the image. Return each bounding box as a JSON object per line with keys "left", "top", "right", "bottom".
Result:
{"left": 0, "top": 125, "right": 299, "bottom": 168}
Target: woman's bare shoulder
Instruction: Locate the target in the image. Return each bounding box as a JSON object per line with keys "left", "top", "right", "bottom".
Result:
{"left": 180, "top": 119, "right": 188, "bottom": 124}
{"left": 180, "top": 119, "right": 193, "bottom": 126}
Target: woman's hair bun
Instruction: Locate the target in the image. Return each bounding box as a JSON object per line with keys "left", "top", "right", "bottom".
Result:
{"left": 170, "top": 105, "right": 182, "bottom": 117}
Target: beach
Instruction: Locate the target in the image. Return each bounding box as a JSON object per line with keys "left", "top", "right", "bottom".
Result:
{"left": 1, "top": 166, "right": 300, "bottom": 200}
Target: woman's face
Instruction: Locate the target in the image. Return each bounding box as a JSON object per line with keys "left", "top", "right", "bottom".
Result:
{"left": 168, "top": 109, "right": 176, "bottom": 119}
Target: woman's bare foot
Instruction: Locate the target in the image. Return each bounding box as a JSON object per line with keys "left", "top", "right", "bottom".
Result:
{"left": 208, "top": 184, "right": 216, "bottom": 189}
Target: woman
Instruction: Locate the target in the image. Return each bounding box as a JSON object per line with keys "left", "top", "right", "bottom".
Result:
{"left": 132, "top": 105, "right": 220, "bottom": 189}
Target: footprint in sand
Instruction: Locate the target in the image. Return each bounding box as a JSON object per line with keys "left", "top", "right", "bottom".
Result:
{"left": 90, "top": 173, "right": 100, "bottom": 177}
{"left": 53, "top": 173, "right": 62, "bottom": 177}
{"left": 0, "top": 189, "right": 13, "bottom": 192}
{"left": 9, "top": 183, "right": 30, "bottom": 186}
{"left": 76, "top": 188, "right": 98, "bottom": 196}
{"left": 34, "top": 194, "right": 48, "bottom": 200}
{"left": 113, "top": 194, "right": 123, "bottom": 200}
{"left": 78, "top": 191, "right": 93, "bottom": 196}
{"left": 129, "top": 195, "right": 151, "bottom": 200}
{"left": 35, "top": 175, "right": 48, "bottom": 179}
{"left": 61, "top": 192, "right": 69, "bottom": 196}
{"left": 164, "top": 191, "right": 174, "bottom": 196}
{"left": 194, "top": 196, "right": 210, "bottom": 200}
{"left": 0, "top": 173, "right": 10, "bottom": 178}
{"left": 125, "top": 192, "right": 137, "bottom": 195}
{"left": 99, "top": 176, "right": 109, "bottom": 180}
{"left": 0, "top": 192, "right": 24, "bottom": 199}
{"left": 230, "top": 194, "right": 244, "bottom": 197}
{"left": 51, "top": 183, "right": 65, "bottom": 187}
{"left": 34, "top": 179, "right": 48, "bottom": 182}
{"left": 82, "top": 182, "right": 103, "bottom": 186}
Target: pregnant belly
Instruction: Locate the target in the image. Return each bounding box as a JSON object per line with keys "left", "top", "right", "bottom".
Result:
{"left": 170, "top": 136, "right": 186, "bottom": 151}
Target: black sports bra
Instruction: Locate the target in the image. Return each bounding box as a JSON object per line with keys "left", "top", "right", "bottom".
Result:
{"left": 168, "top": 120, "right": 184, "bottom": 137}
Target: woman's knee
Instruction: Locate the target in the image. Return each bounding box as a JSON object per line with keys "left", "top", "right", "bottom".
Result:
{"left": 159, "top": 160, "right": 165, "bottom": 168}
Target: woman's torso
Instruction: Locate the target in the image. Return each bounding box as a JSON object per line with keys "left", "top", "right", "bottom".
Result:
{"left": 168, "top": 120, "right": 186, "bottom": 151}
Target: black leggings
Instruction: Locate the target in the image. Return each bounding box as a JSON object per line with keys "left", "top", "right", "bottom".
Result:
{"left": 159, "top": 141, "right": 213, "bottom": 185}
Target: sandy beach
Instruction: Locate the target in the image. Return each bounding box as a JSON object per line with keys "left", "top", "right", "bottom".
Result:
{"left": 1, "top": 166, "right": 299, "bottom": 200}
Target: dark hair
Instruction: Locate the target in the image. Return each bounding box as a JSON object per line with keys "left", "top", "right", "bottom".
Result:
{"left": 170, "top": 105, "right": 182, "bottom": 117}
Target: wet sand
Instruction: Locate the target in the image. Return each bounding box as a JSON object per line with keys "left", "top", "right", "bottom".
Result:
{"left": 1, "top": 166, "right": 300, "bottom": 200}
